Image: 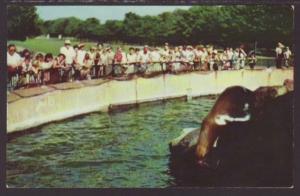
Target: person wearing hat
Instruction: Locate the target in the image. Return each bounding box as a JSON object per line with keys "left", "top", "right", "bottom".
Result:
{"left": 88, "top": 46, "right": 97, "bottom": 60}
{"left": 60, "top": 40, "right": 76, "bottom": 66}
{"left": 73, "top": 43, "right": 87, "bottom": 80}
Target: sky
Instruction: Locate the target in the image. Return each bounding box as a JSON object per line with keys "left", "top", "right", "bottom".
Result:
{"left": 36, "top": 6, "right": 191, "bottom": 22}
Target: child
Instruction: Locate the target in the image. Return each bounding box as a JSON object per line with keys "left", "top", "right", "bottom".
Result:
{"left": 80, "top": 53, "right": 93, "bottom": 80}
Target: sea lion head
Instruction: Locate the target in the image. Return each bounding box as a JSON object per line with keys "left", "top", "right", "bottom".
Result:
{"left": 195, "top": 86, "right": 254, "bottom": 168}
{"left": 195, "top": 82, "right": 293, "bottom": 169}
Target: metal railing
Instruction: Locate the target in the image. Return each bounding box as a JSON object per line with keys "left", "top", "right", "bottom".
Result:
{"left": 7, "top": 57, "right": 290, "bottom": 91}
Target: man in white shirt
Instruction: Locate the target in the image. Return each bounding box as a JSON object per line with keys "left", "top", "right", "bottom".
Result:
{"left": 106, "top": 46, "right": 115, "bottom": 76}
{"left": 7, "top": 44, "right": 23, "bottom": 86}
{"left": 88, "top": 46, "right": 97, "bottom": 61}
{"left": 186, "top": 46, "right": 195, "bottom": 70}
{"left": 275, "top": 42, "right": 284, "bottom": 68}
{"left": 227, "top": 48, "right": 234, "bottom": 67}
{"left": 149, "top": 47, "right": 162, "bottom": 72}
{"left": 7, "top": 44, "right": 22, "bottom": 68}
{"left": 126, "top": 47, "right": 137, "bottom": 74}
{"left": 60, "top": 40, "right": 76, "bottom": 66}
{"left": 284, "top": 47, "right": 292, "bottom": 67}
{"left": 137, "top": 45, "right": 151, "bottom": 74}
{"left": 72, "top": 43, "right": 86, "bottom": 79}
{"left": 75, "top": 43, "right": 86, "bottom": 67}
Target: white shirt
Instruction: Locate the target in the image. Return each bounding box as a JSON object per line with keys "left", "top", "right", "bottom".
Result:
{"left": 107, "top": 51, "right": 115, "bottom": 64}
{"left": 127, "top": 53, "right": 137, "bottom": 64}
{"left": 181, "top": 50, "right": 189, "bottom": 61}
{"left": 227, "top": 50, "right": 233, "bottom": 60}
{"left": 7, "top": 52, "right": 21, "bottom": 67}
{"left": 21, "top": 60, "right": 33, "bottom": 72}
{"left": 138, "top": 52, "right": 151, "bottom": 63}
{"left": 150, "top": 51, "right": 161, "bottom": 62}
{"left": 194, "top": 50, "right": 203, "bottom": 58}
{"left": 186, "top": 50, "right": 195, "bottom": 62}
{"left": 88, "top": 51, "right": 96, "bottom": 60}
{"left": 284, "top": 50, "right": 292, "bottom": 59}
{"left": 60, "top": 46, "right": 76, "bottom": 64}
{"left": 275, "top": 47, "right": 282, "bottom": 55}
{"left": 76, "top": 50, "right": 87, "bottom": 66}
{"left": 101, "top": 53, "right": 109, "bottom": 65}
{"left": 40, "top": 61, "right": 53, "bottom": 70}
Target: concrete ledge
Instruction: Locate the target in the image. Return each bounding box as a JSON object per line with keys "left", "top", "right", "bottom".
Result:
{"left": 49, "top": 81, "right": 85, "bottom": 90}
{"left": 13, "top": 86, "right": 55, "bottom": 98}
{"left": 82, "top": 79, "right": 109, "bottom": 86}
{"left": 7, "top": 92, "right": 22, "bottom": 103}
{"left": 7, "top": 69, "right": 294, "bottom": 133}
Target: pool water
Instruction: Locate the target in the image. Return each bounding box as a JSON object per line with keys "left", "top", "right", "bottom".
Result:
{"left": 6, "top": 97, "right": 216, "bottom": 188}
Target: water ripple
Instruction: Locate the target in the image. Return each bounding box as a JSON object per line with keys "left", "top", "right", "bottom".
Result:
{"left": 6, "top": 97, "right": 215, "bottom": 188}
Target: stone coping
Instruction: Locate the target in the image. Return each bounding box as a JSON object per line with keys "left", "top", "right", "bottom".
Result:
{"left": 7, "top": 92, "right": 22, "bottom": 103}
{"left": 13, "top": 86, "right": 55, "bottom": 98}
{"left": 49, "top": 81, "right": 85, "bottom": 90}
{"left": 81, "top": 79, "right": 110, "bottom": 86}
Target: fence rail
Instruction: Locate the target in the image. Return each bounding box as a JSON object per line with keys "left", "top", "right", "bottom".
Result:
{"left": 7, "top": 57, "right": 289, "bottom": 91}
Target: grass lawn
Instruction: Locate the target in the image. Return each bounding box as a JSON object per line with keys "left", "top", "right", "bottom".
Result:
{"left": 8, "top": 37, "right": 135, "bottom": 56}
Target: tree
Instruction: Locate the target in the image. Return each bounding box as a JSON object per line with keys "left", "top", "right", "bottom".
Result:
{"left": 76, "top": 17, "right": 103, "bottom": 41}
{"left": 7, "top": 5, "right": 41, "bottom": 40}
{"left": 102, "top": 20, "right": 124, "bottom": 41}
{"left": 23, "top": 5, "right": 293, "bottom": 49}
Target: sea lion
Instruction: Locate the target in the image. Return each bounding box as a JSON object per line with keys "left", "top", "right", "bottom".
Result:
{"left": 195, "top": 84, "right": 291, "bottom": 166}
{"left": 168, "top": 82, "right": 293, "bottom": 186}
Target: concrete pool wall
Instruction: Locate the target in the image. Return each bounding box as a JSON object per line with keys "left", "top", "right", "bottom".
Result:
{"left": 7, "top": 69, "right": 293, "bottom": 133}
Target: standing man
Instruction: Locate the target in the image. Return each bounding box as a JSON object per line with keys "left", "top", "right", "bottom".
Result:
{"left": 7, "top": 44, "right": 22, "bottom": 88}
{"left": 149, "top": 47, "right": 161, "bottom": 73}
{"left": 7, "top": 44, "right": 22, "bottom": 71}
{"left": 126, "top": 47, "right": 138, "bottom": 74}
{"left": 283, "top": 47, "right": 292, "bottom": 68}
{"left": 239, "top": 45, "right": 247, "bottom": 69}
{"left": 275, "top": 42, "right": 284, "bottom": 69}
{"left": 60, "top": 40, "right": 76, "bottom": 66}
{"left": 186, "top": 46, "right": 195, "bottom": 71}
{"left": 106, "top": 46, "right": 115, "bottom": 76}
{"left": 74, "top": 43, "right": 86, "bottom": 80}
{"left": 137, "top": 45, "right": 151, "bottom": 74}
{"left": 60, "top": 40, "right": 76, "bottom": 81}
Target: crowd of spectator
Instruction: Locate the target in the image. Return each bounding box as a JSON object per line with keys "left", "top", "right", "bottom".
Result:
{"left": 7, "top": 40, "right": 293, "bottom": 90}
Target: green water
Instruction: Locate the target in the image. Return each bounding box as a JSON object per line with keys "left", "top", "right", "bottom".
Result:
{"left": 6, "top": 97, "right": 216, "bottom": 188}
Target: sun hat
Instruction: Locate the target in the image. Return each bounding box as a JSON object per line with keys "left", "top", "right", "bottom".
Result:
{"left": 278, "top": 42, "right": 284, "bottom": 48}
{"left": 78, "top": 43, "right": 85, "bottom": 48}
{"left": 64, "top": 40, "right": 71, "bottom": 45}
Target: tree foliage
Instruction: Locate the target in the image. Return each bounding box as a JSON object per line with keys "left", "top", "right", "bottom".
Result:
{"left": 7, "top": 5, "right": 41, "bottom": 40}
{"left": 8, "top": 5, "right": 294, "bottom": 48}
